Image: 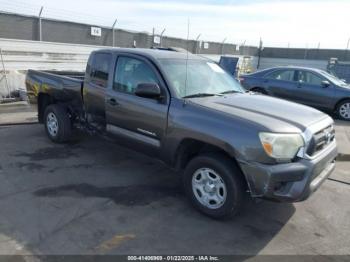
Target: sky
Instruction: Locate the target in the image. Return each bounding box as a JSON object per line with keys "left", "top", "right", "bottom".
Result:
{"left": 1, "top": 0, "right": 349, "bottom": 49}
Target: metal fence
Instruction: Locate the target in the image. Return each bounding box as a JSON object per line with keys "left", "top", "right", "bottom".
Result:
{"left": 0, "top": 11, "right": 246, "bottom": 56}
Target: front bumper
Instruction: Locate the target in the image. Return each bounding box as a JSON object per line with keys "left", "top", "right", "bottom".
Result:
{"left": 239, "top": 141, "right": 337, "bottom": 202}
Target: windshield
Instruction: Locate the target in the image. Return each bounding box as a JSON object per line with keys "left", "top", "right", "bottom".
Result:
{"left": 318, "top": 70, "right": 348, "bottom": 86}
{"left": 159, "top": 59, "right": 244, "bottom": 98}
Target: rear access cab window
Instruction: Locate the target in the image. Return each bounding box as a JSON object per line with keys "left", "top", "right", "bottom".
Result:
{"left": 87, "top": 53, "right": 112, "bottom": 88}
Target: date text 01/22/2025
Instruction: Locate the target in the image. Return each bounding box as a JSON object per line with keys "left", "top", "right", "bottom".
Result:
{"left": 127, "top": 255, "right": 219, "bottom": 261}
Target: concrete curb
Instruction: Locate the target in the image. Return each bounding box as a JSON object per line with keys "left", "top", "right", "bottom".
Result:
{"left": 0, "top": 122, "right": 38, "bottom": 126}
{"left": 337, "top": 153, "right": 350, "bottom": 162}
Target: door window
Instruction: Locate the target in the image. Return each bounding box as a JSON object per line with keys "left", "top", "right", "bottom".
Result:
{"left": 90, "top": 53, "right": 112, "bottom": 88}
{"left": 113, "top": 56, "right": 159, "bottom": 94}
{"left": 266, "top": 70, "right": 295, "bottom": 81}
{"left": 297, "top": 71, "right": 324, "bottom": 85}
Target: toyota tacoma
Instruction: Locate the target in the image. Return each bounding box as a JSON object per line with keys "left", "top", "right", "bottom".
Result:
{"left": 26, "top": 48, "right": 338, "bottom": 218}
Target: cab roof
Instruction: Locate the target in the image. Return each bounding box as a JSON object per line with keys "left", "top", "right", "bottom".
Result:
{"left": 95, "top": 48, "right": 206, "bottom": 61}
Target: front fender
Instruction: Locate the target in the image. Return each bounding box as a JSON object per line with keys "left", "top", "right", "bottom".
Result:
{"left": 161, "top": 99, "right": 273, "bottom": 166}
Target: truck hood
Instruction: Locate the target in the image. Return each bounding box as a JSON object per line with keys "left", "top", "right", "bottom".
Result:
{"left": 188, "top": 93, "right": 329, "bottom": 133}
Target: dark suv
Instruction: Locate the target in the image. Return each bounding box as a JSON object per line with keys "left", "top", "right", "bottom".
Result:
{"left": 240, "top": 66, "right": 350, "bottom": 120}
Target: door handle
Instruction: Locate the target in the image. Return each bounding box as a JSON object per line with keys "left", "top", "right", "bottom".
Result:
{"left": 108, "top": 98, "right": 119, "bottom": 106}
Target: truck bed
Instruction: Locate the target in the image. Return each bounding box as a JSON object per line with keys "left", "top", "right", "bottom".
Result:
{"left": 40, "top": 70, "right": 85, "bottom": 80}
{"left": 26, "top": 69, "right": 84, "bottom": 107}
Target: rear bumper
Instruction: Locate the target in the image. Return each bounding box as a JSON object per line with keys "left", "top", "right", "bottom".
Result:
{"left": 239, "top": 141, "right": 337, "bottom": 202}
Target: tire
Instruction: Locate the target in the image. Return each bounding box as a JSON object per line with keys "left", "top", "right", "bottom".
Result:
{"left": 44, "top": 104, "right": 72, "bottom": 143}
{"left": 336, "top": 99, "right": 350, "bottom": 121}
{"left": 183, "top": 153, "right": 245, "bottom": 219}
{"left": 252, "top": 87, "right": 267, "bottom": 95}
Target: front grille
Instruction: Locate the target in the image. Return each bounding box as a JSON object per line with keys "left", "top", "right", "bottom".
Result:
{"left": 306, "top": 125, "right": 335, "bottom": 157}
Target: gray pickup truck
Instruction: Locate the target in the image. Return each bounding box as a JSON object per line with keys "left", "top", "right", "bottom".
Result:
{"left": 26, "top": 48, "right": 338, "bottom": 218}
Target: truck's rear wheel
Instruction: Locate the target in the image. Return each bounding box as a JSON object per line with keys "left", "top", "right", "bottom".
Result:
{"left": 183, "top": 153, "right": 245, "bottom": 219}
{"left": 44, "top": 104, "right": 72, "bottom": 143}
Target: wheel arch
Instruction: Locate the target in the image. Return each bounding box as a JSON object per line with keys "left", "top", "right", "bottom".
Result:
{"left": 173, "top": 138, "right": 233, "bottom": 169}
{"left": 172, "top": 138, "right": 248, "bottom": 188}
{"left": 38, "top": 93, "right": 55, "bottom": 123}
{"left": 38, "top": 92, "right": 79, "bottom": 124}
{"left": 334, "top": 97, "right": 350, "bottom": 111}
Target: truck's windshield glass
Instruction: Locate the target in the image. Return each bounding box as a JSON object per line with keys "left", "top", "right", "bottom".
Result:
{"left": 159, "top": 59, "right": 244, "bottom": 98}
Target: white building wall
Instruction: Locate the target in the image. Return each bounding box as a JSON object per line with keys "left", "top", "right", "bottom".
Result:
{"left": 0, "top": 38, "right": 104, "bottom": 71}
{"left": 0, "top": 38, "right": 105, "bottom": 97}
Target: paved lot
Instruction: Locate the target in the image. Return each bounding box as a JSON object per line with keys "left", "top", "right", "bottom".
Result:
{"left": 0, "top": 124, "right": 349, "bottom": 256}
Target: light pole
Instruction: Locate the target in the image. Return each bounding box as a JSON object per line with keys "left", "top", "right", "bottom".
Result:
{"left": 345, "top": 37, "right": 350, "bottom": 60}
{"left": 195, "top": 34, "right": 201, "bottom": 54}
{"left": 241, "top": 40, "right": 246, "bottom": 55}
{"left": 112, "top": 19, "right": 118, "bottom": 47}
{"left": 38, "top": 6, "right": 44, "bottom": 41}
{"left": 160, "top": 28, "right": 166, "bottom": 47}
{"left": 304, "top": 43, "right": 308, "bottom": 60}
{"left": 257, "top": 37, "right": 263, "bottom": 69}
{"left": 221, "top": 37, "right": 227, "bottom": 55}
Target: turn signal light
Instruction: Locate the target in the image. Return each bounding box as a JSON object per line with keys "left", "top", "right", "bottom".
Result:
{"left": 262, "top": 142, "right": 273, "bottom": 155}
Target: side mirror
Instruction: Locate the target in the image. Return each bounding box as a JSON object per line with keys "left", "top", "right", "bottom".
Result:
{"left": 321, "top": 80, "right": 330, "bottom": 88}
{"left": 135, "top": 83, "right": 161, "bottom": 99}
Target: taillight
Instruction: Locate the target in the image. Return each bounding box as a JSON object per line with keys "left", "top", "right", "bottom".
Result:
{"left": 238, "top": 77, "right": 245, "bottom": 83}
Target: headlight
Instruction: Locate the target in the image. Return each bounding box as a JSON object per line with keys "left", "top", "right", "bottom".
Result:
{"left": 259, "top": 132, "right": 304, "bottom": 160}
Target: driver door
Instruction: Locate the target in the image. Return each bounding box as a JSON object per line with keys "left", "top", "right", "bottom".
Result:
{"left": 105, "top": 55, "right": 169, "bottom": 154}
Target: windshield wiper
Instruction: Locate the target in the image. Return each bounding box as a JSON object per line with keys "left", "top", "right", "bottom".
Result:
{"left": 219, "top": 90, "right": 240, "bottom": 95}
{"left": 183, "top": 93, "right": 222, "bottom": 98}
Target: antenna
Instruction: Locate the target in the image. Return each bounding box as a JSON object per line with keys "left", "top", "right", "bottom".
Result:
{"left": 184, "top": 18, "right": 190, "bottom": 99}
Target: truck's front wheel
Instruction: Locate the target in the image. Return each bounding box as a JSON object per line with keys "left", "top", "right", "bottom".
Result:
{"left": 44, "top": 104, "right": 72, "bottom": 143}
{"left": 183, "top": 153, "right": 245, "bottom": 219}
